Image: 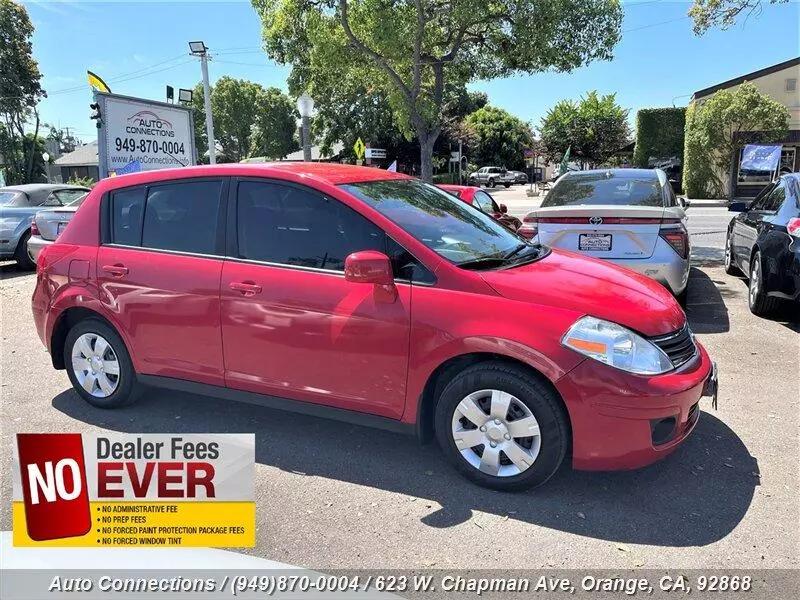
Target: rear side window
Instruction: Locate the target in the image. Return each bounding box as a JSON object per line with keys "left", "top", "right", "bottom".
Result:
{"left": 142, "top": 181, "right": 223, "bottom": 254}
{"left": 236, "top": 181, "right": 384, "bottom": 271}
{"left": 543, "top": 174, "right": 664, "bottom": 208}
{"left": 111, "top": 187, "right": 146, "bottom": 246}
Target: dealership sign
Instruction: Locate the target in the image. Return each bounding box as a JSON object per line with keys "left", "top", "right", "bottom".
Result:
{"left": 12, "top": 433, "right": 254, "bottom": 547}
{"left": 95, "top": 92, "right": 196, "bottom": 178}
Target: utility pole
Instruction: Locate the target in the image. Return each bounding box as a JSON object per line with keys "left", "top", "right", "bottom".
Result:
{"left": 189, "top": 41, "right": 216, "bottom": 164}
{"left": 458, "top": 139, "right": 463, "bottom": 184}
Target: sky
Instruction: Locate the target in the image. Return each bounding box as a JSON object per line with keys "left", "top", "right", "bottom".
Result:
{"left": 21, "top": 0, "right": 800, "bottom": 144}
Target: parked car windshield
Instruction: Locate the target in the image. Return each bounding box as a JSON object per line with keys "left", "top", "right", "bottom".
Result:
{"left": 0, "top": 191, "right": 25, "bottom": 207}
{"left": 543, "top": 173, "right": 664, "bottom": 208}
{"left": 342, "top": 179, "right": 534, "bottom": 267}
{"left": 66, "top": 192, "right": 89, "bottom": 207}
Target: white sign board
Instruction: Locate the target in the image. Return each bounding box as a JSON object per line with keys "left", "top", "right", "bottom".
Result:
{"left": 97, "top": 93, "right": 196, "bottom": 177}
{"left": 365, "top": 148, "right": 386, "bottom": 159}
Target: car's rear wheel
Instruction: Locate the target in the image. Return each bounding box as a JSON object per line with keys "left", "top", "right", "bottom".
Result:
{"left": 434, "top": 361, "right": 568, "bottom": 491}
{"left": 724, "top": 233, "right": 741, "bottom": 275}
{"left": 748, "top": 250, "right": 780, "bottom": 317}
{"left": 487, "top": 178, "right": 496, "bottom": 188}
{"left": 65, "top": 319, "right": 139, "bottom": 408}
{"left": 14, "top": 230, "right": 36, "bottom": 271}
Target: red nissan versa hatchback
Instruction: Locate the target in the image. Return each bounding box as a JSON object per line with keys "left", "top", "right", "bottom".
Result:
{"left": 32, "top": 163, "right": 718, "bottom": 490}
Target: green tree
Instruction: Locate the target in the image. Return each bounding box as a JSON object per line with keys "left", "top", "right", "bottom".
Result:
{"left": 632, "top": 107, "right": 686, "bottom": 168}
{"left": 683, "top": 81, "right": 789, "bottom": 198}
{"left": 463, "top": 106, "right": 533, "bottom": 170}
{"left": 252, "top": 0, "right": 623, "bottom": 181}
{"left": 689, "top": 0, "right": 788, "bottom": 34}
{"left": 540, "top": 91, "right": 630, "bottom": 167}
{"left": 190, "top": 78, "right": 298, "bottom": 163}
{"left": 0, "top": 0, "right": 45, "bottom": 183}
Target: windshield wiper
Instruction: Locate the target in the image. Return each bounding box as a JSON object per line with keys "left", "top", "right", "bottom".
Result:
{"left": 456, "top": 257, "right": 508, "bottom": 270}
{"left": 502, "top": 243, "right": 529, "bottom": 260}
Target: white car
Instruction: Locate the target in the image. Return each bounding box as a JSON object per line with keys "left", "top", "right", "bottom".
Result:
{"left": 27, "top": 191, "right": 89, "bottom": 262}
{"left": 519, "top": 168, "right": 690, "bottom": 303}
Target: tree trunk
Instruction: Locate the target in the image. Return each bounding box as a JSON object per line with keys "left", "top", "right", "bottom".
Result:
{"left": 419, "top": 133, "right": 436, "bottom": 183}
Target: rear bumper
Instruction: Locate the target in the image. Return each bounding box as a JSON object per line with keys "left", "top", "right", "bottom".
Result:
{"left": 27, "top": 235, "right": 53, "bottom": 263}
{"left": 608, "top": 240, "right": 689, "bottom": 296}
{"left": 556, "top": 341, "right": 714, "bottom": 471}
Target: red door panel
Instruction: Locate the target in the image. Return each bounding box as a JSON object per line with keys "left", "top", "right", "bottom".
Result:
{"left": 220, "top": 261, "right": 411, "bottom": 418}
{"left": 97, "top": 246, "right": 225, "bottom": 386}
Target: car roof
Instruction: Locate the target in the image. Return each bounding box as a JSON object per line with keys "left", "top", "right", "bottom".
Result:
{"left": 96, "top": 163, "right": 412, "bottom": 193}
{"left": 562, "top": 168, "right": 659, "bottom": 179}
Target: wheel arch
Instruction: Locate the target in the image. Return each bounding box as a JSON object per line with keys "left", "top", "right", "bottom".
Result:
{"left": 50, "top": 307, "right": 124, "bottom": 370}
{"left": 415, "top": 352, "right": 572, "bottom": 446}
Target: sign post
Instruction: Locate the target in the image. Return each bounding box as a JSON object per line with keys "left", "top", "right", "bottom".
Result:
{"left": 95, "top": 92, "right": 196, "bottom": 179}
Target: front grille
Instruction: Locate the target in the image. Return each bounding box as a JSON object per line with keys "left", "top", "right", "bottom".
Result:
{"left": 650, "top": 324, "right": 697, "bottom": 369}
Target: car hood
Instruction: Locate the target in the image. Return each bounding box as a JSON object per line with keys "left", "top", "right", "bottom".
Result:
{"left": 479, "top": 248, "right": 685, "bottom": 337}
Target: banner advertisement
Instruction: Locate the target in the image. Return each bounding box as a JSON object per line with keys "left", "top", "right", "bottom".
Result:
{"left": 739, "top": 144, "right": 782, "bottom": 172}
{"left": 11, "top": 433, "right": 254, "bottom": 548}
{"left": 96, "top": 92, "right": 196, "bottom": 178}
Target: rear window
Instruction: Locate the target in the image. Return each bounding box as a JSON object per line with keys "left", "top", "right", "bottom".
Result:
{"left": 543, "top": 174, "right": 664, "bottom": 208}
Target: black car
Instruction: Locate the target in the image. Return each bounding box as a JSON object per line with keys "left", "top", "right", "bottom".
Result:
{"left": 725, "top": 173, "right": 800, "bottom": 316}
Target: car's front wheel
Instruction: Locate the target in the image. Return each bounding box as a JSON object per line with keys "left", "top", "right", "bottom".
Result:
{"left": 65, "top": 319, "right": 139, "bottom": 408}
{"left": 748, "top": 250, "right": 780, "bottom": 317}
{"left": 14, "top": 230, "right": 36, "bottom": 271}
{"left": 487, "top": 178, "right": 496, "bottom": 188}
{"left": 434, "top": 361, "right": 568, "bottom": 491}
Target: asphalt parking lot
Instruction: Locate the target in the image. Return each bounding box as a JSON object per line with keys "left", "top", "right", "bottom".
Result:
{"left": 1, "top": 193, "right": 797, "bottom": 570}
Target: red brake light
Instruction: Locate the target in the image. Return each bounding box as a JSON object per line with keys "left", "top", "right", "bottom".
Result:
{"left": 30, "top": 221, "right": 39, "bottom": 236}
{"left": 659, "top": 224, "right": 689, "bottom": 259}
{"left": 787, "top": 217, "right": 800, "bottom": 238}
{"left": 518, "top": 215, "right": 538, "bottom": 240}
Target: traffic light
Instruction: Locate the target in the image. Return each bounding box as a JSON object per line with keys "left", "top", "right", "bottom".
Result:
{"left": 89, "top": 102, "right": 102, "bottom": 128}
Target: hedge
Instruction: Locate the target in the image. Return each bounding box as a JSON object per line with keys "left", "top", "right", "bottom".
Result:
{"left": 632, "top": 107, "right": 686, "bottom": 168}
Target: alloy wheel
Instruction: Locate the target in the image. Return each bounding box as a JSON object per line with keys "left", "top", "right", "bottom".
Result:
{"left": 70, "top": 333, "right": 121, "bottom": 398}
{"left": 724, "top": 238, "right": 732, "bottom": 270}
{"left": 749, "top": 258, "right": 760, "bottom": 305}
{"left": 450, "top": 389, "right": 541, "bottom": 477}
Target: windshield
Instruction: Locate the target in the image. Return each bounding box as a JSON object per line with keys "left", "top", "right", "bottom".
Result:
{"left": 66, "top": 193, "right": 89, "bottom": 207}
{"left": 342, "top": 179, "right": 533, "bottom": 266}
{"left": 543, "top": 173, "right": 664, "bottom": 208}
{"left": 0, "top": 191, "right": 25, "bottom": 207}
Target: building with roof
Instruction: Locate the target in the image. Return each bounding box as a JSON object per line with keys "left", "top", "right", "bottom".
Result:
{"left": 689, "top": 56, "right": 799, "bottom": 197}
{"left": 54, "top": 141, "right": 100, "bottom": 183}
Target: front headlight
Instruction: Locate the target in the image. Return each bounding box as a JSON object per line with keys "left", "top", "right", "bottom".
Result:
{"left": 562, "top": 316, "right": 673, "bottom": 375}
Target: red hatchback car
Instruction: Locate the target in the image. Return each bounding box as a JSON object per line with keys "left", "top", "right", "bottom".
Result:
{"left": 32, "top": 163, "right": 717, "bottom": 490}
{"left": 437, "top": 184, "right": 523, "bottom": 231}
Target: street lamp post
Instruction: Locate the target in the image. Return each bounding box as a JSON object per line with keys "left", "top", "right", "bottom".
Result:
{"left": 296, "top": 94, "right": 314, "bottom": 162}
{"left": 42, "top": 152, "right": 50, "bottom": 183}
{"left": 189, "top": 41, "right": 216, "bottom": 165}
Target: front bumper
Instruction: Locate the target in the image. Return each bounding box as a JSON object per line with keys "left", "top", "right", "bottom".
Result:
{"left": 27, "top": 235, "right": 53, "bottom": 263}
{"left": 556, "top": 341, "right": 715, "bottom": 471}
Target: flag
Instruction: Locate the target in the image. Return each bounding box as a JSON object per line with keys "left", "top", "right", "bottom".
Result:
{"left": 387, "top": 160, "right": 397, "bottom": 172}
{"left": 559, "top": 146, "right": 571, "bottom": 175}
{"left": 87, "top": 70, "right": 111, "bottom": 93}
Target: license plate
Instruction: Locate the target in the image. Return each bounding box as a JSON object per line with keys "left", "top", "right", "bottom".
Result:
{"left": 57, "top": 222, "right": 67, "bottom": 235}
{"left": 579, "top": 233, "right": 612, "bottom": 251}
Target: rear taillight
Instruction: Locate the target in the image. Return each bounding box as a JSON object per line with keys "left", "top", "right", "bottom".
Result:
{"left": 787, "top": 217, "right": 800, "bottom": 238}
{"left": 30, "top": 221, "right": 39, "bottom": 236}
{"left": 519, "top": 215, "right": 538, "bottom": 240}
{"left": 660, "top": 224, "right": 689, "bottom": 259}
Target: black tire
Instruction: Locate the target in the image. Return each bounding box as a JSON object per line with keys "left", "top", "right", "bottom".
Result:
{"left": 64, "top": 318, "right": 139, "bottom": 408}
{"left": 468, "top": 178, "right": 476, "bottom": 186}
{"left": 434, "top": 361, "right": 569, "bottom": 491}
{"left": 675, "top": 285, "right": 688, "bottom": 307}
{"left": 14, "top": 230, "right": 36, "bottom": 271}
{"left": 724, "top": 232, "right": 741, "bottom": 276}
{"left": 487, "top": 178, "right": 496, "bottom": 188}
{"left": 504, "top": 183, "right": 511, "bottom": 188}
{"left": 748, "top": 250, "right": 780, "bottom": 317}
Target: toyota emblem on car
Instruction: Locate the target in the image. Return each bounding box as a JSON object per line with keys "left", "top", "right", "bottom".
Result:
{"left": 589, "top": 216, "right": 603, "bottom": 225}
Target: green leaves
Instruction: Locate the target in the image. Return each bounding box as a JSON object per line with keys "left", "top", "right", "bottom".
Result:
{"left": 633, "top": 108, "right": 686, "bottom": 169}
{"left": 683, "top": 82, "right": 789, "bottom": 197}
{"left": 464, "top": 106, "right": 534, "bottom": 170}
{"left": 540, "top": 91, "right": 630, "bottom": 167}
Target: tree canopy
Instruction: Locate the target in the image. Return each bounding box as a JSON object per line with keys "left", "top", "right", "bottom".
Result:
{"left": 0, "top": 0, "right": 45, "bottom": 183}
{"left": 683, "top": 81, "right": 789, "bottom": 197}
{"left": 689, "top": 0, "right": 787, "bottom": 34}
{"left": 191, "top": 77, "right": 298, "bottom": 163}
{"left": 464, "top": 106, "right": 533, "bottom": 170}
{"left": 539, "top": 91, "right": 630, "bottom": 167}
{"left": 252, "top": 0, "right": 623, "bottom": 180}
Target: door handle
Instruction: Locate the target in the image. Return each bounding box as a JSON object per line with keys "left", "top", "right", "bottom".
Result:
{"left": 102, "top": 264, "right": 129, "bottom": 277}
{"left": 229, "top": 281, "right": 262, "bottom": 296}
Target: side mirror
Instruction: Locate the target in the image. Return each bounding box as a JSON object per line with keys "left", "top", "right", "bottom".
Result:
{"left": 344, "top": 251, "right": 394, "bottom": 286}
{"left": 729, "top": 201, "right": 749, "bottom": 212}
{"left": 499, "top": 203, "right": 508, "bottom": 214}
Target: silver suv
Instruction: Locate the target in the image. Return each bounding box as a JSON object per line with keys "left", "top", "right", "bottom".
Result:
{"left": 468, "top": 167, "right": 515, "bottom": 188}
